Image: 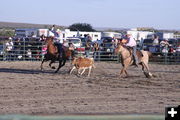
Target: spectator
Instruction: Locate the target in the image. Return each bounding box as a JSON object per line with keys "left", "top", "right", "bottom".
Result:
{"left": 168, "top": 46, "right": 176, "bottom": 56}
{"left": 176, "top": 43, "right": 180, "bottom": 56}
{"left": 50, "top": 24, "right": 56, "bottom": 32}
{"left": 5, "top": 38, "right": 14, "bottom": 52}
{"left": 68, "top": 43, "right": 75, "bottom": 58}
{"left": 40, "top": 34, "right": 46, "bottom": 41}
{"left": 68, "top": 43, "right": 75, "bottom": 51}
{"left": 160, "top": 39, "right": 170, "bottom": 47}
{"left": 26, "top": 49, "right": 32, "bottom": 59}
{"left": 152, "top": 36, "right": 159, "bottom": 53}
{"left": 85, "top": 40, "right": 91, "bottom": 57}
{"left": 93, "top": 42, "right": 99, "bottom": 60}
{"left": 4, "top": 38, "right": 14, "bottom": 60}
{"left": 153, "top": 36, "right": 159, "bottom": 46}
{"left": 160, "top": 39, "right": 169, "bottom": 56}
{"left": 31, "top": 32, "right": 36, "bottom": 37}
{"left": 14, "top": 38, "right": 22, "bottom": 59}
{"left": 86, "top": 34, "right": 92, "bottom": 43}
{"left": 42, "top": 45, "right": 47, "bottom": 58}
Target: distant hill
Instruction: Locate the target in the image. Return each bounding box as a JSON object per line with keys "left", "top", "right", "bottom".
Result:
{"left": 0, "top": 21, "right": 130, "bottom": 32}
{"left": 0, "top": 21, "right": 65, "bottom": 29}
{"left": 95, "top": 27, "right": 129, "bottom": 32}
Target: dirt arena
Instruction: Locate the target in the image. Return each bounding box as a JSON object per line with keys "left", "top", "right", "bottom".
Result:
{"left": 0, "top": 61, "right": 179, "bottom": 115}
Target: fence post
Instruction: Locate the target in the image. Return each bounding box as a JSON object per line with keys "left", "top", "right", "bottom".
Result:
{"left": 3, "top": 41, "right": 6, "bottom": 61}
{"left": 41, "top": 41, "right": 43, "bottom": 62}
{"left": 98, "top": 51, "right": 100, "bottom": 61}
{"left": 23, "top": 39, "right": 25, "bottom": 61}
{"left": 164, "top": 53, "right": 168, "bottom": 64}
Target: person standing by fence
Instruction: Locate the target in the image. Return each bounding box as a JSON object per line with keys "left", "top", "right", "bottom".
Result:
{"left": 160, "top": 39, "right": 170, "bottom": 56}
{"left": 93, "top": 42, "right": 100, "bottom": 60}
{"left": 14, "top": 38, "right": 22, "bottom": 60}
{"left": 176, "top": 43, "right": 180, "bottom": 62}
{"left": 4, "top": 37, "right": 14, "bottom": 60}
{"left": 68, "top": 42, "right": 75, "bottom": 59}
{"left": 85, "top": 34, "right": 92, "bottom": 57}
{"left": 152, "top": 35, "right": 159, "bottom": 53}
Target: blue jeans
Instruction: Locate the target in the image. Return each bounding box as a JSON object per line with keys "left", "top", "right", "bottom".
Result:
{"left": 85, "top": 50, "right": 90, "bottom": 57}
{"left": 132, "top": 46, "right": 138, "bottom": 64}
{"left": 54, "top": 42, "right": 63, "bottom": 57}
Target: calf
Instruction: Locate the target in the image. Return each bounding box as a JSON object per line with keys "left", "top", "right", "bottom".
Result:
{"left": 70, "top": 57, "right": 95, "bottom": 77}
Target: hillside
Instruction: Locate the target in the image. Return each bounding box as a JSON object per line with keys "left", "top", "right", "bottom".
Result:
{"left": 0, "top": 21, "right": 65, "bottom": 29}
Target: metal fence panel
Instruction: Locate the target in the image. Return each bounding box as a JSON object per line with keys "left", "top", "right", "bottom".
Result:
{"left": 0, "top": 39, "right": 180, "bottom": 64}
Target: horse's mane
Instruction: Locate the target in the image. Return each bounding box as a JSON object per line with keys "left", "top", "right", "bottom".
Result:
{"left": 117, "top": 43, "right": 128, "bottom": 50}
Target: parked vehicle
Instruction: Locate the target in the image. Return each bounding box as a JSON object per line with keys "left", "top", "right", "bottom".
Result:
{"left": 65, "top": 37, "right": 81, "bottom": 48}
{"left": 141, "top": 39, "right": 153, "bottom": 50}
{"left": 99, "top": 37, "right": 116, "bottom": 60}
{"left": 141, "top": 39, "right": 161, "bottom": 55}
{"left": 168, "top": 38, "right": 178, "bottom": 47}
{"left": 64, "top": 37, "right": 85, "bottom": 54}
{"left": 0, "top": 45, "right": 4, "bottom": 58}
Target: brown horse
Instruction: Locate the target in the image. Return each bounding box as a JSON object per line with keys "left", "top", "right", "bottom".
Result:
{"left": 41, "top": 37, "right": 73, "bottom": 73}
{"left": 115, "top": 43, "right": 154, "bottom": 78}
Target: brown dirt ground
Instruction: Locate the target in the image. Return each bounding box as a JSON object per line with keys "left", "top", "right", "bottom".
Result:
{"left": 0, "top": 61, "right": 179, "bottom": 115}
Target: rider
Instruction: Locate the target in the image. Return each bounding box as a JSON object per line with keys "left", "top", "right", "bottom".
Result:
{"left": 124, "top": 34, "right": 138, "bottom": 67}
{"left": 51, "top": 25, "right": 64, "bottom": 58}
{"left": 53, "top": 37, "right": 64, "bottom": 58}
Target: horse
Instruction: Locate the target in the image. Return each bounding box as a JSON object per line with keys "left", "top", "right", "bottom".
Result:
{"left": 115, "top": 43, "right": 155, "bottom": 78}
{"left": 40, "top": 37, "right": 73, "bottom": 73}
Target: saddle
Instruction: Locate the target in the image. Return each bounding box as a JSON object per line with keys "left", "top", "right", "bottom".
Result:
{"left": 54, "top": 43, "right": 65, "bottom": 58}
{"left": 125, "top": 46, "right": 143, "bottom": 63}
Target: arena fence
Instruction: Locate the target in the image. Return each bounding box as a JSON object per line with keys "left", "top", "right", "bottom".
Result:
{"left": 0, "top": 39, "right": 180, "bottom": 64}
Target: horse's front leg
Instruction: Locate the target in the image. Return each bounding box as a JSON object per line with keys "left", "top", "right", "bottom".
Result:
{"left": 119, "top": 68, "right": 125, "bottom": 77}
{"left": 41, "top": 58, "right": 47, "bottom": 71}
{"left": 61, "top": 59, "right": 66, "bottom": 67}
{"left": 119, "top": 66, "right": 128, "bottom": 77}
{"left": 55, "top": 60, "right": 62, "bottom": 73}
{"left": 124, "top": 70, "right": 129, "bottom": 77}
{"left": 49, "top": 60, "right": 56, "bottom": 69}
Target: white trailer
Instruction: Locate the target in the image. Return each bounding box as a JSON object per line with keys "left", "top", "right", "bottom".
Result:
{"left": 15, "top": 28, "right": 38, "bottom": 37}
{"left": 15, "top": 28, "right": 49, "bottom": 37}
{"left": 101, "top": 32, "right": 122, "bottom": 39}
{"left": 60, "top": 29, "right": 101, "bottom": 42}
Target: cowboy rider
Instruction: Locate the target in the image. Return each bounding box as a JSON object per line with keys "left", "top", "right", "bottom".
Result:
{"left": 50, "top": 25, "right": 64, "bottom": 58}
{"left": 123, "top": 34, "right": 138, "bottom": 67}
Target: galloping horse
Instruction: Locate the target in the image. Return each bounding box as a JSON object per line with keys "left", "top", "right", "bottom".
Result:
{"left": 41, "top": 37, "right": 73, "bottom": 73}
{"left": 115, "top": 43, "right": 154, "bottom": 78}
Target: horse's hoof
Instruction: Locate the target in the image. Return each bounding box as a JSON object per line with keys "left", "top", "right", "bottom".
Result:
{"left": 77, "top": 74, "right": 81, "bottom": 77}
{"left": 152, "top": 74, "right": 157, "bottom": 77}
{"left": 145, "top": 74, "right": 152, "bottom": 78}
{"left": 147, "top": 76, "right": 152, "bottom": 79}
{"left": 52, "top": 66, "right": 56, "bottom": 69}
{"left": 124, "top": 75, "right": 129, "bottom": 78}
{"left": 119, "top": 75, "right": 126, "bottom": 78}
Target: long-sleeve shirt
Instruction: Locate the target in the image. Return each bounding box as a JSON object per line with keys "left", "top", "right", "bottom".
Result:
{"left": 125, "top": 37, "right": 137, "bottom": 47}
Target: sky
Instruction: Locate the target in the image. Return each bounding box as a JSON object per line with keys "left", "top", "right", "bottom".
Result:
{"left": 0, "top": 0, "right": 180, "bottom": 30}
